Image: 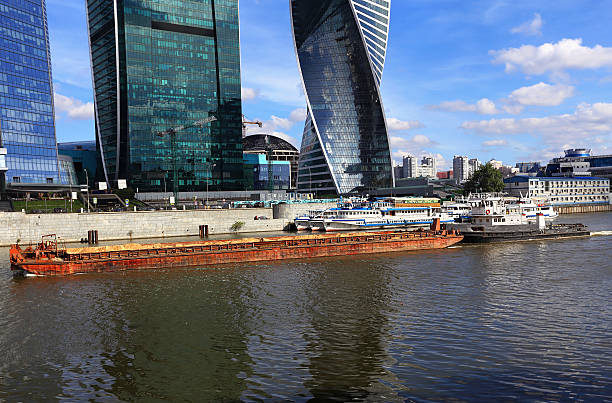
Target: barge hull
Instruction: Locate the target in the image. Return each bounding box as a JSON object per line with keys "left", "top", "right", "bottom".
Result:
{"left": 11, "top": 231, "right": 463, "bottom": 276}
{"left": 461, "top": 231, "right": 590, "bottom": 243}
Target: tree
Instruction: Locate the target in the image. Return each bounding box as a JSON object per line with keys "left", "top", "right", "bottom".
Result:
{"left": 463, "top": 163, "right": 504, "bottom": 194}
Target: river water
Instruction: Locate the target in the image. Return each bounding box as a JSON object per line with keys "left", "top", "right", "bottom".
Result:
{"left": 1, "top": 213, "right": 611, "bottom": 401}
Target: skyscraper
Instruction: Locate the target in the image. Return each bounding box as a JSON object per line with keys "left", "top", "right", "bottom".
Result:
{"left": 0, "top": 0, "right": 60, "bottom": 185}
{"left": 86, "top": 0, "right": 243, "bottom": 192}
{"left": 453, "top": 155, "right": 469, "bottom": 182}
{"left": 291, "top": 0, "right": 394, "bottom": 195}
{"left": 402, "top": 155, "right": 418, "bottom": 178}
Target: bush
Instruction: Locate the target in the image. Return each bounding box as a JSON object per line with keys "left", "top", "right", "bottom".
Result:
{"left": 231, "top": 221, "right": 245, "bottom": 232}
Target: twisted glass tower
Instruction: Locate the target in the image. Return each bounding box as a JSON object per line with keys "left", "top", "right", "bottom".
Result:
{"left": 291, "top": 0, "right": 394, "bottom": 196}
{"left": 86, "top": 0, "right": 243, "bottom": 192}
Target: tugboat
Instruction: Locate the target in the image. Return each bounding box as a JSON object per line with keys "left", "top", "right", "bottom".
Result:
{"left": 449, "top": 197, "right": 589, "bottom": 243}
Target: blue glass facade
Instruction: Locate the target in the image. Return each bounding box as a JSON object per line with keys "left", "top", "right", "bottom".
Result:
{"left": 292, "top": 0, "right": 393, "bottom": 196}
{"left": 58, "top": 141, "right": 97, "bottom": 185}
{"left": 243, "top": 153, "right": 291, "bottom": 191}
{"left": 87, "top": 0, "right": 243, "bottom": 192}
{"left": 0, "top": 0, "right": 60, "bottom": 184}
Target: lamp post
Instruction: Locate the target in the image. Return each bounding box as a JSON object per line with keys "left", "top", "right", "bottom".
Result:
{"left": 308, "top": 167, "right": 312, "bottom": 199}
{"left": 84, "top": 168, "right": 90, "bottom": 212}
{"left": 206, "top": 163, "right": 216, "bottom": 207}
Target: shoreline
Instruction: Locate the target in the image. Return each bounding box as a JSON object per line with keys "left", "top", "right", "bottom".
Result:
{"left": 1, "top": 204, "right": 610, "bottom": 247}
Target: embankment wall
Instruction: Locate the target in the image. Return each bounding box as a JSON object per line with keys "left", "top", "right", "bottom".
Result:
{"left": 273, "top": 202, "right": 337, "bottom": 219}
{"left": 0, "top": 209, "right": 288, "bottom": 246}
{"left": 554, "top": 204, "right": 612, "bottom": 214}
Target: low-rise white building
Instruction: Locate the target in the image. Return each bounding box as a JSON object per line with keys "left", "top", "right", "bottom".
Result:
{"left": 401, "top": 155, "right": 437, "bottom": 179}
{"left": 504, "top": 176, "right": 611, "bottom": 206}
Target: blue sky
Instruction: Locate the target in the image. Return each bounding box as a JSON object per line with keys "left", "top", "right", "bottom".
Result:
{"left": 48, "top": 0, "right": 612, "bottom": 170}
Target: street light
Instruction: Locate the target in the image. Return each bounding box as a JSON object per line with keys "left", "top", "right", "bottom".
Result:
{"left": 308, "top": 167, "right": 312, "bottom": 199}
{"left": 84, "top": 168, "right": 90, "bottom": 212}
{"left": 206, "top": 163, "right": 216, "bottom": 207}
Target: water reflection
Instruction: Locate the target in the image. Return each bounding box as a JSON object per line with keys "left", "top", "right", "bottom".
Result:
{"left": 301, "top": 257, "right": 400, "bottom": 401}
{"left": 98, "top": 269, "right": 254, "bottom": 401}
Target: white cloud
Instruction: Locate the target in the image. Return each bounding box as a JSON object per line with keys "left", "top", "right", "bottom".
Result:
{"left": 267, "top": 115, "right": 293, "bottom": 130}
{"left": 54, "top": 93, "right": 94, "bottom": 120}
{"left": 289, "top": 107, "right": 307, "bottom": 122}
{"left": 502, "top": 104, "right": 525, "bottom": 115}
{"left": 387, "top": 118, "right": 424, "bottom": 131}
{"left": 482, "top": 139, "right": 508, "bottom": 147}
{"left": 491, "top": 38, "right": 612, "bottom": 75}
{"left": 390, "top": 134, "right": 435, "bottom": 149}
{"left": 511, "top": 13, "right": 543, "bottom": 36}
{"left": 412, "top": 134, "right": 432, "bottom": 145}
{"left": 390, "top": 134, "right": 440, "bottom": 165}
{"left": 433, "top": 82, "right": 574, "bottom": 117}
{"left": 241, "top": 87, "right": 260, "bottom": 101}
{"left": 429, "top": 98, "right": 500, "bottom": 115}
{"left": 508, "top": 82, "right": 574, "bottom": 107}
{"left": 461, "top": 102, "right": 612, "bottom": 146}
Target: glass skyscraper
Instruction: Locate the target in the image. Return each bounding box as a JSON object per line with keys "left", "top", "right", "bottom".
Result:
{"left": 86, "top": 0, "right": 243, "bottom": 192}
{"left": 0, "top": 0, "right": 60, "bottom": 185}
{"left": 291, "top": 0, "right": 394, "bottom": 195}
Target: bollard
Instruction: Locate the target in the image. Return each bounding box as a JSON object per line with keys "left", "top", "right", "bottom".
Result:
{"left": 88, "top": 230, "right": 99, "bottom": 244}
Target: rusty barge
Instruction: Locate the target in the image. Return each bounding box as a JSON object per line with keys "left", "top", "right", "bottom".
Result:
{"left": 10, "top": 223, "right": 463, "bottom": 277}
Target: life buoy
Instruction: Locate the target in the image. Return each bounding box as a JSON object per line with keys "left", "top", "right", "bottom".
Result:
{"left": 486, "top": 209, "right": 491, "bottom": 215}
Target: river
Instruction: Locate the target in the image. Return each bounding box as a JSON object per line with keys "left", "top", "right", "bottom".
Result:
{"left": 1, "top": 213, "right": 611, "bottom": 401}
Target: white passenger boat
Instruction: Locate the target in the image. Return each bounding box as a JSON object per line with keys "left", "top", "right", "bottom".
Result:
{"left": 510, "top": 198, "right": 558, "bottom": 221}
{"left": 295, "top": 215, "right": 312, "bottom": 231}
{"left": 442, "top": 202, "right": 471, "bottom": 220}
{"left": 456, "top": 193, "right": 558, "bottom": 222}
{"left": 308, "top": 205, "right": 454, "bottom": 232}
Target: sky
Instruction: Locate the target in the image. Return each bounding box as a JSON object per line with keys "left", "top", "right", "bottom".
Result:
{"left": 47, "top": 0, "right": 612, "bottom": 170}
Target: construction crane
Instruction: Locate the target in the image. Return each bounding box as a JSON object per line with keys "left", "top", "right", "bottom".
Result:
{"left": 242, "top": 114, "right": 262, "bottom": 138}
{"left": 242, "top": 115, "right": 275, "bottom": 190}
{"left": 155, "top": 115, "right": 218, "bottom": 204}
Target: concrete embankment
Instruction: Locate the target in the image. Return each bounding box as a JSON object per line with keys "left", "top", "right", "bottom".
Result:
{"left": 0, "top": 202, "right": 337, "bottom": 246}
{"left": 0, "top": 208, "right": 287, "bottom": 246}
{"left": 272, "top": 202, "right": 336, "bottom": 220}
{"left": 554, "top": 204, "right": 612, "bottom": 214}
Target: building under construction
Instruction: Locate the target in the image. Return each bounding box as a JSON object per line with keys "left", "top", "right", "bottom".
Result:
{"left": 243, "top": 134, "right": 300, "bottom": 189}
